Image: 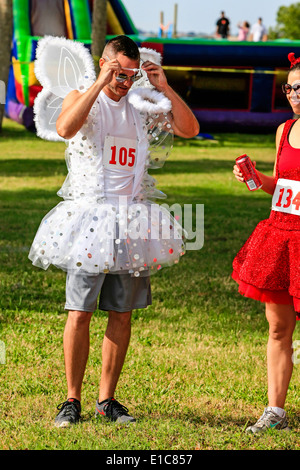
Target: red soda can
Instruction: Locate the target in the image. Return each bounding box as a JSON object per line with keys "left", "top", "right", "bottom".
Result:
{"left": 235, "top": 154, "right": 262, "bottom": 191}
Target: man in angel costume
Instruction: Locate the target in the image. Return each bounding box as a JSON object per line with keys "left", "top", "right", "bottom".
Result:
{"left": 29, "top": 34, "right": 199, "bottom": 427}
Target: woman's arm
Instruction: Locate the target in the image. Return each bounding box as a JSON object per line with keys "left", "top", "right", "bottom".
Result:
{"left": 233, "top": 122, "right": 285, "bottom": 195}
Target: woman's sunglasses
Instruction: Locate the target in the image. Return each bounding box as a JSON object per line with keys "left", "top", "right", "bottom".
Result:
{"left": 282, "top": 83, "right": 300, "bottom": 95}
{"left": 104, "top": 56, "right": 142, "bottom": 83}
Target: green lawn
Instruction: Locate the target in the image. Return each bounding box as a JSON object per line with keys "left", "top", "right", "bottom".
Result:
{"left": 0, "top": 118, "right": 299, "bottom": 450}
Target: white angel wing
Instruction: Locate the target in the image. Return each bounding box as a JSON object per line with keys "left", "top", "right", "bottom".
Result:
{"left": 34, "top": 36, "right": 96, "bottom": 141}
{"left": 129, "top": 47, "right": 174, "bottom": 189}
{"left": 33, "top": 90, "right": 64, "bottom": 141}
{"left": 147, "top": 113, "right": 174, "bottom": 169}
{"left": 128, "top": 87, "right": 174, "bottom": 170}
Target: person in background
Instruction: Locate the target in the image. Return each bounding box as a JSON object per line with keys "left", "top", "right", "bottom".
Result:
{"left": 216, "top": 11, "right": 230, "bottom": 39}
{"left": 249, "top": 17, "right": 268, "bottom": 42}
{"left": 237, "top": 21, "right": 250, "bottom": 41}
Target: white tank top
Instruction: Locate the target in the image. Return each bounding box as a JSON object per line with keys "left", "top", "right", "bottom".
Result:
{"left": 99, "top": 91, "right": 138, "bottom": 199}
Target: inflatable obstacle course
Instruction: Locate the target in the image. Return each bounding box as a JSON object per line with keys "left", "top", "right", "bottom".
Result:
{"left": 6, "top": 0, "right": 300, "bottom": 132}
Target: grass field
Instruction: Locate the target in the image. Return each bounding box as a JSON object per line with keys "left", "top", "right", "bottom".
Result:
{"left": 0, "top": 118, "right": 299, "bottom": 451}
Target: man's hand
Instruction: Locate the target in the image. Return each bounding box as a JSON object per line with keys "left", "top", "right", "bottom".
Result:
{"left": 98, "top": 57, "right": 121, "bottom": 87}
{"left": 141, "top": 61, "right": 168, "bottom": 92}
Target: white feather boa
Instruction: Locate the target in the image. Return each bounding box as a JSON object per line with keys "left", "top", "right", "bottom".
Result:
{"left": 128, "top": 88, "right": 171, "bottom": 114}
{"left": 139, "top": 47, "right": 162, "bottom": 65}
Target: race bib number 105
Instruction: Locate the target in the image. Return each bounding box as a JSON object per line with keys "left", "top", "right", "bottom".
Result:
{"left": 103, "top": 136, "right": 137, "bottom": 171}
{"left": 272, "top": 178, "right": 300, "bottom": 215}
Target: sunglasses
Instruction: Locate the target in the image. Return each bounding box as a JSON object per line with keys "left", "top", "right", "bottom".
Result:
{"left": 282, "top": 83, "right": 300, "bottom": 95}
{"left": 104, "top": 56, "right": 142, "bottom": 83}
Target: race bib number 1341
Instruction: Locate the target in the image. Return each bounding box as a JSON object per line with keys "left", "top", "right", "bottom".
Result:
{"left": 272, "top": 178, "right": 300, "bottom": 215}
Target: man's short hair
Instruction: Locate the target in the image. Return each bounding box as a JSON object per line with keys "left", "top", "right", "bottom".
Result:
{"left": 104, "top": 35, "right": 140, "bottom": 61}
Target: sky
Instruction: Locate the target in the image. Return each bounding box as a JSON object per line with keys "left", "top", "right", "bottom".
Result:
{"left": 123, "top": 0, "right": 298, "bottom": 36}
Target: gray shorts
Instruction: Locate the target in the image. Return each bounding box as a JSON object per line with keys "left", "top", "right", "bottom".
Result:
{"left": 65, "top": 272, "right": 152, "bottom": 313}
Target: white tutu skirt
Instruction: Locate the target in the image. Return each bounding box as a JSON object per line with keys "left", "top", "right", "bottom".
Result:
{"left": 29, "top": 198, "right": 185, "bottom": 276}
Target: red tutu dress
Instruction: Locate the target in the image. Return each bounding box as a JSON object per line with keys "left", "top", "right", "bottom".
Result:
{"left": 232, "top": 119, "right": 300, "bottom": 319}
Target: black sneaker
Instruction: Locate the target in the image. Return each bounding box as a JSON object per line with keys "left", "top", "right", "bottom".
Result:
{"left": 54, "top": 398, "right": 81, "bottom": 428}
{"left": 95, "top": 397, "right": 136, "bottom": 424}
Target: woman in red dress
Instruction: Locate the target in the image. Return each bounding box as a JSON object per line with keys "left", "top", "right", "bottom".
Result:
{"left": 232, "top": 52, "right": 300, "bottom": 434}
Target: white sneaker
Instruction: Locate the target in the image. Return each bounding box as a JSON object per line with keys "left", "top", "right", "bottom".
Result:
{"left": 246, "top": 407, "right": 291, "bottom": 434}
